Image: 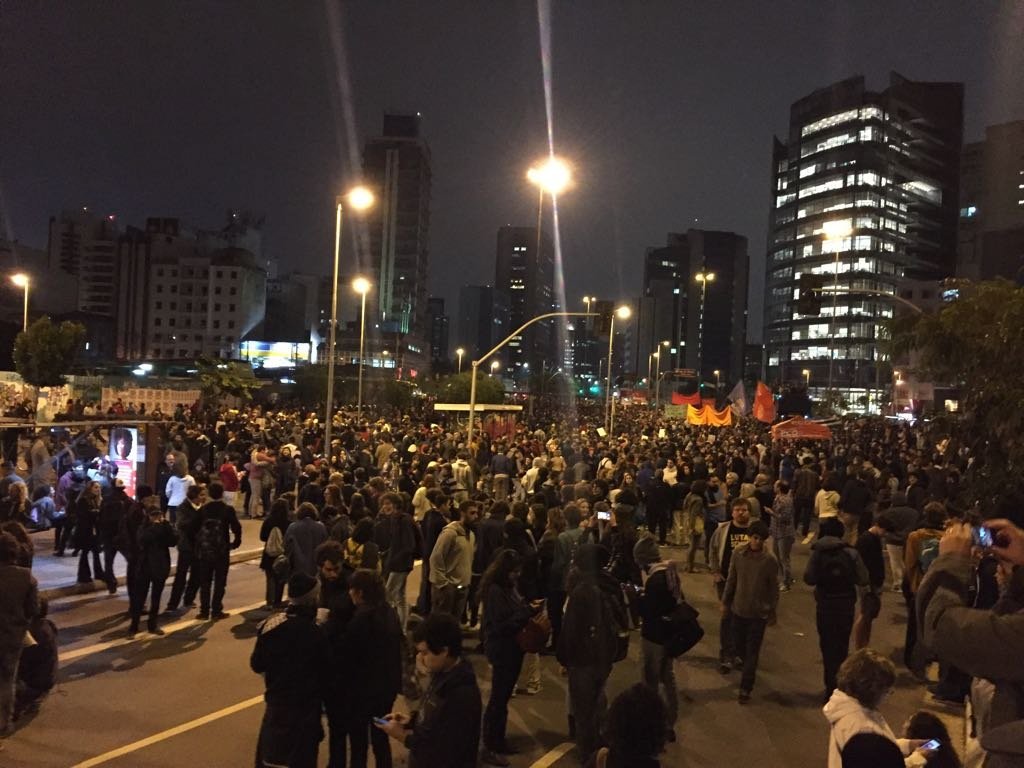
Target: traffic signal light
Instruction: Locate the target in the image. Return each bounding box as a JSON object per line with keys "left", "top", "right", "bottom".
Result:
{"left": 797, "top": 273, "right": 824, "bottom": 316}
{"left": 592, "top": 300, "right": 614, "bottom": 334}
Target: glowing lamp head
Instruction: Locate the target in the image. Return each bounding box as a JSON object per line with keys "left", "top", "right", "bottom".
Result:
{"left": 490, "top": 361, "right": 500, "bottom": 371}
{"left": 714, "top": 369, "right": 719, "bottom": 376}
{"left": 615, "top": 305, "right": 631, "bottom": 320}
{"left": 527, "top": 157, "right": 572, "bottom": 196}
{"left": 10, "top": 273, "right": 29, "bottom": 288}
{"left": 455, "top": 347, "right": 465, "bottom": 356}
{"left": 696, "top": 271, "right": 716, "bottom": 283}
{"left": 345, "top": 186, "right": 375, "bottom": 211}
{"left": 802, "top": 369, "right": 810, "bottom": 376}
{"left": 352, "top": 277, "right": 371, "bottom": 295}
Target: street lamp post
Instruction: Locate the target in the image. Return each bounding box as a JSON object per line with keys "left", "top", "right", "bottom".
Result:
{"left": 803, "top": 368, "right": 811, "bottom": 388}
{"left": 456, "top": 347, "right": 465, "bottom": 374}
{"left": 654, "top": 340, "right": 669, "bottom": 406}
{"left": 490, "top": 360, "right": 500, "bottom": 377}
{"left": 695, "top": 271, "right": 715, "bottom": 381}
{"left": 325, "top": 187, "right": 374, "bottom": 452}
{"left": 582, "top": 296, "right": 593, "bottom": 376}
{"left": 467, "top": 310, "right": 595, "bottom": 448}
{"left": 714, "top": 369, "right": 720, "bottom": 391}
{"left": 605, "top": 305, "right": 632, "bottom": 437}
{"left": 10, "top": 273, "right": 29, "bottom": 333}
{"left": 353, "top": 277, "right": 371, "bottom": 420}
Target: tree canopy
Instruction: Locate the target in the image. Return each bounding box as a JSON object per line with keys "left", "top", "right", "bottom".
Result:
{"left": 430, "top": 371, "right": 505, "bottom": 404}
{"left": 886, "top": 279, "right": 1024, "bottom": 509}
{"left": 197, "top": 357, "right": 262, "bottom": 403}
{"left": 13, "top": 317, "right": 86, "bottom": 387}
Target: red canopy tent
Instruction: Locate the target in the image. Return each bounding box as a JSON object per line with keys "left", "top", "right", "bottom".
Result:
{"left": 770, "top": 416, "right": 833, "bottom": 441}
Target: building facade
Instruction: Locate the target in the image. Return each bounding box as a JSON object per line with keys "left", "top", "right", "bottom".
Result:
{"left": 764, "top": 73, "right": 963, "bottom": 401}
{"left": 426, "top": 296, "right": 449, "bottom": 368}
{"left": 457, "top": 285, "right": 509, "bottom": 363}
{"left": 636, "top": 229, "right": 748, "bottom": 388}
{"left": 47, "top": 209, "right": 121, "bottom": 316}
{"left": 494, "top": 225, "right": 554, "bottom": 375}
{"left": 360, "top": 113, "right": 432, "bottom": 375}
{"left": 957, "top": 119, "right": 1024, "bottom": 281}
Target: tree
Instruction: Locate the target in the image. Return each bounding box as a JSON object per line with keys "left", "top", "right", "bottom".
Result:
{"left": 375, "top": 379, "right": 415, "bottom": 410}
{"left": 196, "top": 357, "right": 262, "bottom": 404}
{"left": 13, "top": 317, "right": 86, "bottom": 387}
{"left": 885, "top": 279, "right": 1024, "bottom": 509}
{"left": 431, "top": 372, "right": 505, "bottom": 404}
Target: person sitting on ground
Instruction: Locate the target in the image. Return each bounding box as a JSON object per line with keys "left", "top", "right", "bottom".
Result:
{"left": 902, "top": 711, "right": 962, "bottom": 768}
{"left": 584, "top": 682, "right": 667, "bottom": 768}
{"left": 14, "top": 597, "right": 58, "bottom": 720}
{"left": 823, "top": 647, "right": 935, "bottom": 767}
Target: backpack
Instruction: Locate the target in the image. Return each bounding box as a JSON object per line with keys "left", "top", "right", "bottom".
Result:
{"left": 264, "top": 526, "right": 284, "bottom": 558}
{"left": 196, "top": 514, "right": 228, "bottom": 562}
{"left": 918, "top": 537, "right": 941, "bottom": 576}
{"left": 816, "top": 546, "right": 857, "bottom": 596}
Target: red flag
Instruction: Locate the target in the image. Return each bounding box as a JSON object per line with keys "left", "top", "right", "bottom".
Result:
{"left": 753, "top": 381, "right": 776, "bottom": 423}
{"left": 671, "top": 392, "right": 701, "bottom": 406}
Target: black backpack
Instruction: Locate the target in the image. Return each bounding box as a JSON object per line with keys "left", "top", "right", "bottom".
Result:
{"left": 817, "top": 546, "right": 856, "bottom": 596}
{"left": 196, "top": 513, "right": 227, "bottom": 562}
{"left": 598, "top": 583, "right": 631, "bottom": 663}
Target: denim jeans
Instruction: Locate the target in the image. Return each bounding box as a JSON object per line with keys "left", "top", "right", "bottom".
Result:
{"left": 567, "top": 664, "right": 611, "bottom": 759}
{"left": 731, "top": 615, "right": 767, "bottom": 694}
{"left": 386, "top": 570, "right": 409, "bottom": 631}
{"left": 641, "top": 638, "right": 678, "bottom": 725}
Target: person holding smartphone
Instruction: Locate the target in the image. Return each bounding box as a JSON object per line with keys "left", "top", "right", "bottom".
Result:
{"left": 917, "top": 517, "right": 1024, "bottom": 765}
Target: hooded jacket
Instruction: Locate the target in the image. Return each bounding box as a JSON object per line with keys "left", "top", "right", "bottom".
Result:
{"left": 822, "top": 688, "right": 925, "bottom": 768}
{"left": 804, "top": 536, "right": 869, "bottom": 602}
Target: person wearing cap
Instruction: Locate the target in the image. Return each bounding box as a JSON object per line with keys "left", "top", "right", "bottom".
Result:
{"left": 251, "top": 572, "right": 329, "bottom": 768}
{"left": 634, "top": 534, "right": 681, "bottom": 742}
{"left": 721, "top": 519, "right": 779, "bottom": 704}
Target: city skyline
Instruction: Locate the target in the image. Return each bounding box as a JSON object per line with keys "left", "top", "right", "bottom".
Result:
{"left": 2, "top": 2, "right": 1021, "bottom": 346}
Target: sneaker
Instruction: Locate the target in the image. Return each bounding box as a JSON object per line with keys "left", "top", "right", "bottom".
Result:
{"left": 148, "top": 627, "right": 166, "bottom": 637}
{"left": 779, "top": 584, "right": 790, "bottom": 592}
{"left": 738, "top": 689, "right": 751, "bottom": 704}
{"left": 127, "top": 627, "right": 138, "bottom": 639}
{"left": 733, "top": 656, "right": 745, "bottom": 671}
{"left": 196, "top": 612, "right": 210, "bottom": 620}
{"left": 211, "top": 611, "right": 230, "bottom": 621}
{"left": 719, "top": 661, "right": 732, "bottom": 674}
{"left": 480, "top": 748, "right": 510, "bottom": 766}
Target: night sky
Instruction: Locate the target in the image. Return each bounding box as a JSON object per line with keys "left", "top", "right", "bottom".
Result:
{"left": 2, "top": 1, "right": 1021, "bottom": 342}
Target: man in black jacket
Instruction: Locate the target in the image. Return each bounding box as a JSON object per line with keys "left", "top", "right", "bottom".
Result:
{"left": 376, "top": 612, "right": 482, "bottom": 768}
{"left": 634, "top": 534, "right": 680, "bottom": 742}
{"left": 380, "top": 493, "right": 418, "bottom": 633}
{"left": 415, "top": 490, "right": 450, "bottom": 616}
{"left": 194, "top": 481, "right": 242, "bottom": 620}
{"left": 252, "top": 572, "right": 329, "bottom": 768}
{"left": 557, "top": 543, "right": 629, "bottom": 759}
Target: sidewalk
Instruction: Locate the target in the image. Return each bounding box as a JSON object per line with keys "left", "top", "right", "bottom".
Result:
{"left": 29, "top": 518, "right": 267, "bottom": 600}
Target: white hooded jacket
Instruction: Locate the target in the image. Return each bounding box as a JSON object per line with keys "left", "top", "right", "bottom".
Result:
{"left": 822, "top": 689, "right": 926, "bottom": 768}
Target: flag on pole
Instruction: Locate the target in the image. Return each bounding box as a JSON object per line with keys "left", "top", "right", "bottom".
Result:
{"left": 727, "top": 381, "right": 749, "bottom": 417}
{"left": 753, "top": 381, "right": 776, "bottom": 423}
{"left": 671, "top": 391, "right": 700, "bottom": 406}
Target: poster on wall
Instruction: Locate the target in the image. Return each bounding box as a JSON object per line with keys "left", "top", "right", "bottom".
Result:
{"left": 108, "top": 426, "right": 139, "bottom": 498}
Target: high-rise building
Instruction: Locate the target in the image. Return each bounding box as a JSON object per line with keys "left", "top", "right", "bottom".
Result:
{"left": 457, "top": 285, "right": 509, "bottom": 363}
{"left": 957, "top": 119, "right": 1024, "bottom": 281}
{"left": 764, "top": 73, "right": 963, "bottom": 399}
{"left": 48, "top": 209, "right": 121, "bottom": 316}
{"left": 426, "top": 296, "right": 449, "bottom": 367}
{"left": 361, "top": 113, "right": 432, "bottom": 374}
{"left": 636, "top": 229, "right": 749, "bottom": 386}
{"left": 494, "top": 225, "right": 554, "bottom": 374}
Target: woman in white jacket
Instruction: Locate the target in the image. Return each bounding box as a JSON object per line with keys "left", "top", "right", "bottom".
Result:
{"left": 823, "top": 648, "right": 934, "bottom": 767}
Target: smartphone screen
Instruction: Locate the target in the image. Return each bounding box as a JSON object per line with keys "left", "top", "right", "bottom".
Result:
{"left": 597, "top": 510, "right": 611, "bottom": 521}
{"left": 972, "top": 526, "right": 994, "bottom": 548}
{"left": 921, "top": 739, "right": 940, "bottom": 751}
{"left": 373, "top": 717, "right": 389, "bottom": 726}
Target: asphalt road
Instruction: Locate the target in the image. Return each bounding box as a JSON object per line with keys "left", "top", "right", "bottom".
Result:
{"left": 2, "top": 541, "right": 962, "bottom": 768}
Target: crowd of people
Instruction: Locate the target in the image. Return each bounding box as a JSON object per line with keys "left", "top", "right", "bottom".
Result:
{"left": 0, "top": 397, "right": 1022, "bottom": 766}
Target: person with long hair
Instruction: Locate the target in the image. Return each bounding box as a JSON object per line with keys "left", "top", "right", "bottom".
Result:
{"left": 73, "top": 481, "right": 104, "bottom": 584}
{"left": 259, "top": 498, "right": 291, "bottom": 608}
{"left": 478, "top": 548, "right": 536, "bottom": 766}
{"left": 343, "top": 568, "right": 403, "bottom": 768}
{"left": 902, "top": 711, "right": 961, "bottom": 768}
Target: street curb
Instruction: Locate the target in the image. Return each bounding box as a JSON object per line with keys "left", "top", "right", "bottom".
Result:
{"left": 39, "top": 548, "right": 264, "bottom": 601}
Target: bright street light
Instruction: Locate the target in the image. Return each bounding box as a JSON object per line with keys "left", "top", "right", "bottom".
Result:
{"left": 695, "top": 272, "right": 715, "bottom": 379}
{"left": 803, "top": 368, "right": 811, "bottom": 387}
{"left": 10, "top": 273, "right": 29, "bottom": 332}
{"left": 606, "top": 304, "right": 632, "bottom": 437}
{"left": 527, "top": 157, "right": 572, "bottom": 196}
{"left": 326, "top": 188, "right": 375, "bottom": 447}
{"left": 456, "top": 347, "right": 465, "bottom": 374}
{"left": 714, "top": 369, "right": 721, "bottom": 390}
{"left": 490, "top": 360, "right": 500, "bottom": 376}
{"left": 352, "top": 277, "right": 372, "bottom": 420}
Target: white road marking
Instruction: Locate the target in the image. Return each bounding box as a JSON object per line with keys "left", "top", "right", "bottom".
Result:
{"left": 60, "top": 601, "right": 267, "bottom": 665}
{"left": 528, "top": 741, "right": 576, "bottom": 767}
{"left": 69, "top": 695, "right": 264, "bottom": 768}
